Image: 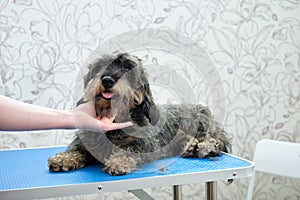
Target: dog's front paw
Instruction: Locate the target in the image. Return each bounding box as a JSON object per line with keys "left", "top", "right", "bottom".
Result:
{"left": 103, "top": 152, "right": 137, "bottom": 175}
{"left": 48, "top": 151, "right": 86, "bottom": 172}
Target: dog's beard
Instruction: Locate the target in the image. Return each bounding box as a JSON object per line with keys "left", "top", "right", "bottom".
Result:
{"left": 94, "top": 92, "right": 134, "bottom": 122}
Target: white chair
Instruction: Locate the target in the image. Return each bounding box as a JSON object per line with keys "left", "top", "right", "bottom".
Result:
{"left": 247, "top": 139, "right": 300, "bottom": 200}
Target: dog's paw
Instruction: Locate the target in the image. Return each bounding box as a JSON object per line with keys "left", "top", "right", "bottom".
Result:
{"left": 181, "top": 137, "right": 200, "bottom": 158}
{"left": 48, "top": 151, "right": 86, "bottom": 172}
{"left": 103, "top": 153, "right": 137, "bottom": 176}
{"left": 182, "top": 134, "right": 220, "bottom": 158}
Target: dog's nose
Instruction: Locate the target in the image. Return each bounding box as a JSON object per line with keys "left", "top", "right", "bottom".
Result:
{"left": 102, "top": 76, "right": 115, "bottom": 89}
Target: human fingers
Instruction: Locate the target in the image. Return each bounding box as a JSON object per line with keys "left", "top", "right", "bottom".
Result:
{"left": 102, "top": 121, "right": 133, "bottom": 132}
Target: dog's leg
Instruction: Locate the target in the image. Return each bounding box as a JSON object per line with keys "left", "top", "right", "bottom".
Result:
{"left": 103, "top": 151, "right": 138, "bottom": 175}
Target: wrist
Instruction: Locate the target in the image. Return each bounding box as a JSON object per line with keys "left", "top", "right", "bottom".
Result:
{"left": 62, "top": 110, "right": 76, "bottom": 129}
{"left": 47, "top": 109, "right": 76, "bottom": 130}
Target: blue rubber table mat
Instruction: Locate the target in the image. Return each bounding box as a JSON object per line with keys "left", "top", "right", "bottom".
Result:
{"left": 0, "top": 147, "right": 252, "bottom": 191}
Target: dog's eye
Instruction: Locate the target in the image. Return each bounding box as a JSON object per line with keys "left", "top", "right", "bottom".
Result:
{"left": 123, "top": 64, "right": 133, "bottom": 72}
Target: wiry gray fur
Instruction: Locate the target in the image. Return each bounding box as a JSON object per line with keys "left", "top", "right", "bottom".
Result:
{"left": 48, "top": 53, "right": 231, "bottom": 175}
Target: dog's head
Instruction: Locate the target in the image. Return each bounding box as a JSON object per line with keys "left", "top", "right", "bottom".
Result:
{"left": 83, "top": 53, "right": 159, "bottom": 126}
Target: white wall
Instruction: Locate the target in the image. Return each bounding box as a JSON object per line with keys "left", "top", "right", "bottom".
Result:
{"left": 1, "top": 0, "right": 300, "bottom": 199}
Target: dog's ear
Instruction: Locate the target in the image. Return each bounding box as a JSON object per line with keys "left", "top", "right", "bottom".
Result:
{"left": 130, "top": 83, "right": 159, "bottom": 126}
{"left": 142, "top": 84, "right": 160, "bottom": 125}
{"left": 76, "top": 97, "right": 87, "bottom": 106}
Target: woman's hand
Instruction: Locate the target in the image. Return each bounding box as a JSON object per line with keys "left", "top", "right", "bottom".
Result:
{"left": 73, "top": 101, "right": 133, "bottom": 133}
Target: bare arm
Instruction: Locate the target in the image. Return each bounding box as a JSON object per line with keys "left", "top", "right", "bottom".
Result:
{"left": 0, "top": 95, "right": 132, "bottom": 132}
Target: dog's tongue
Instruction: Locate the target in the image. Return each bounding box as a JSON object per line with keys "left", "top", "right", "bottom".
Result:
{"left": 102, "top": 92, "right": 113, "bottom": 99}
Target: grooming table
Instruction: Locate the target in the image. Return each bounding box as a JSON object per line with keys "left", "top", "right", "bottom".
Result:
{"left": 0, "top": 147, "right": 254, "bottom": 200}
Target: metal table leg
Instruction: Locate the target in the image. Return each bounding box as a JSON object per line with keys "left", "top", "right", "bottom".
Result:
{"left": 129, "top": 183, "right": 215, "bottom": 200}
{"left": 173, "top": 185, "right": 182, "bottom": 200}
{"left": 205, "top": 181, "right": 217, "bottom": 200}
{"left": 128, "top": 189, "right": 155, "bottom": 200}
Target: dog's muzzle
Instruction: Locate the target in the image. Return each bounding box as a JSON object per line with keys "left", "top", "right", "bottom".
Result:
{"left": 102, "top": 76, "right": 115, "bottom": 89}
{"left": 100, "top": 76, "right": 115, "bottom": 100}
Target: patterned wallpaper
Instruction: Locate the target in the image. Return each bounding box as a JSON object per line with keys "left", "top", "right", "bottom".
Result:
{"left": 1, "top": 0, "right": 300, "bottom": 199}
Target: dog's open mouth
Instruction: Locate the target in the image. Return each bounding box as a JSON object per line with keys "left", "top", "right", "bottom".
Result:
{"left": 102, "top": 91, "right": 113, "bottom": 100}
{"left": 95, "top": 91, "right": 114, "bottom": 100}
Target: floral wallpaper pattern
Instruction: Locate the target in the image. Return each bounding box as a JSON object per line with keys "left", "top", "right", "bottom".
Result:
{"left": 1, "top": 0, "right": 300, "bottom": 199}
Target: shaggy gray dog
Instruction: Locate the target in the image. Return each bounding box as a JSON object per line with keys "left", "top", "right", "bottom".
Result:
{"left": 48, "top": 53, "right": 230, "bottom": 175}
